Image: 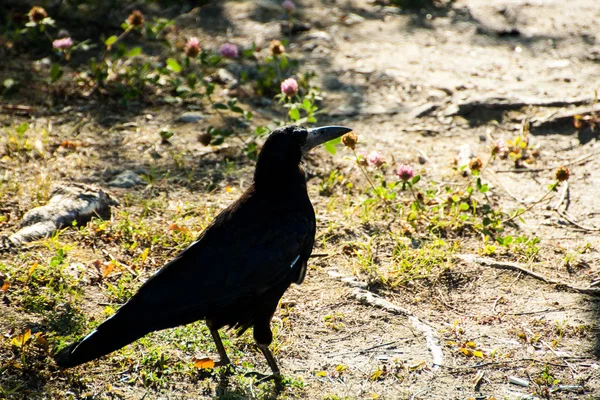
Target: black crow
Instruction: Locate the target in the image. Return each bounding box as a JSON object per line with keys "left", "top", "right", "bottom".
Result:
{"left": 54, "top": 125, "right": 352, "bottom": 376}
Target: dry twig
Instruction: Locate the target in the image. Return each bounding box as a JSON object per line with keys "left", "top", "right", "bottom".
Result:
{"left": 328, "top": 270, "right": 444, "bottom": 369}
{"left": 455, "top": 254, "right": 600, "bottom": 296}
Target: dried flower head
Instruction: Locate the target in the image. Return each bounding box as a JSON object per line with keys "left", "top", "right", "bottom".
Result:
{"left": 219, "top": 43, "right": 239, "bottom": 59}
{"left": 128, "top": 10, "right": 145, "bottom": 27}
{"left": 184, "top": 37, "right": 201, "bottom": 58}
{"left": 555, "top": 166, "right": 570, "bottom": 182}
{"left": 28, "top": 6, "right": 48, "bottom": 23}
{"left": 198, "top": 132, "right": 212, "bottom": 146}
{"left": 52, "top": 37, "right": 73, "bottom": 50}
{"left": 341, "top": 131, "right": 358, "bottom": 150}
{"left": 282, "top": 0, "right": 296, "bottom": 12}
{"left": 269, "top": 39, "right": 285, "bottom": 55}
{"left": 367, "top": 151, "right": 385, "bottom": 168}
{"left": 396, "top": 164, "right": 415, "bottom": 181}
{"left": 416, "top": 191, "right": 425, "bottom": 203}
{"left": 356, "top": 152, "right": 368, "bottom": 166}
{"left": 491, "top": 139, "right": 508, "bottom": 159}
{"left": 280, "top": 77, "right": 298, "bottom": 97}
{"left": 469, "top": 157, "right": 483, "bottom": 172}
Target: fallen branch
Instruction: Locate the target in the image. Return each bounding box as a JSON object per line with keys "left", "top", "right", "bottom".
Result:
{"left": 455, "top": 254, "right": 600, "bottom": 296}
{"left": 327, "top": 340, "right": 402, "bottom": 358}
{"left": 554, "top": 209, "right": 600, "bottom": 232}
{"left": 328, "top": 270, "right": 444, "bottom": 369}
{"left": 441, "top": 357, "right": 577, "bottom": 370}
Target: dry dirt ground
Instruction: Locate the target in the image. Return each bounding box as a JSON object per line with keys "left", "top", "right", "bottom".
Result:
{"left": 2, "top": 0, "right": 600, "bottom": 399}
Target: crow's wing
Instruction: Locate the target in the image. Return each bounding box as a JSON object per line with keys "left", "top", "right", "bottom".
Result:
{"left": 122, "top": 194, "right": 314, "bottom": 324}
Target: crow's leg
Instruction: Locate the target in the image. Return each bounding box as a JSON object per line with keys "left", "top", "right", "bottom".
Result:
{"left": 209, "top": 328, "right": 231, "bottom": 367}
{"left": 256, "top": 343, "right": 280, "bottom": 376}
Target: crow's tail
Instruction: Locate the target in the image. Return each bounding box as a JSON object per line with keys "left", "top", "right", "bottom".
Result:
{"left": 54, "top": 310, "right": 148, "bottom": 368}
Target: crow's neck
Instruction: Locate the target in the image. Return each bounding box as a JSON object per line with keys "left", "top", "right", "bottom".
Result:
{"left": 254, "top": 164, "right": 308, "bottom": 201}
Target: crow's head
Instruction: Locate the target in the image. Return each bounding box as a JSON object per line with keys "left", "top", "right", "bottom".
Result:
{"left": 257, "top": 125, "right": 352, "bottom": 166}
{"left": 254, "top": 125, "right": 351, "bottom": 189}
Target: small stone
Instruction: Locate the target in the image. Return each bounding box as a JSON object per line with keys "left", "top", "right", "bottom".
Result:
{"left": 63, "top": 263, "right": 91, "bottom": 285}
{"left": 343, "top": 13, "right": 365, "bottom": 25}
{"left": 303, "top": 31, "right": 332, "bottom": 42}
{"left": 323, "top": 75, "right": 343, "bottom": 90}
{"left": 109, "top": 170, "right": 145, "bottom": 188}
{"left": 381, "top": 6, "right": 400, "bottom": 14}
{"left": 175, "top": 112, "right": 205, "bottom": 123}
{"left": 216, "top": 68, "right": 238, "bottom": 87}
{"left": 409, "top": 103, "right": 438, "bottom": 119}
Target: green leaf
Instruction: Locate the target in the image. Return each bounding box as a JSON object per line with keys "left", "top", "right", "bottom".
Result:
{"left": 159, "top": 128, "right": 174, "bottom": 141}
{"left": 255, "top": 126, "right": 269, "bottom": 136}
{"left": 3, "top": 78, "right": 15, "bottom": 89}
{"left": 230, "top": 106, "right": 244, "bottom": 114}
{"left": 244, "top": 110, "right": 253, "bottom": 120}
{"left": 166, "top": 58, "right": 181, "bottom": 73}
{"left": 412, "top": 175, "right": 421, "bottom": 185}
{"left": 41, "top": 17, "right": 55, "bottom": 26}
{"left": 49, "top": 63, "right": 63, "bottom": 83}
{"left": 213, "top": 103, "right": 228, "bottom": 110}
{"left": 16, "top": 123, "right": 28, "bottom": 136}
{"left": 459, "top": 202, "right": 470, "bottom": 211}
{"left": 127, "top": 46, "right": 142, "bottom": 57}
{"left": 279, "top": 55, "right": 288, "bottom": 69}
{"left": 323, "top": 137, "right": 341, "bottom": 155}
{"left": 206, "top": 82, "right": 215, "bottom": 96}
{"left": 323, "top": 141, "right": 336, "bottom": 155}
{"left": 105, "top": 35, "right": 118, "bottom": 47}
{"left": 288, "top": 107, "right": 300, "bottom": 121}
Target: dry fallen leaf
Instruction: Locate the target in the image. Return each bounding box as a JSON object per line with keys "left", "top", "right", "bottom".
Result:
{"left": 11, "top": 329, "right": 32, "bottom": 348}
{"left": 60, "top": 140, "right": 81, "bottom": 149}
{"left": 102, "top": 261, "right": 116, "bottom": 279}
{"left": 193, "top": 357, "right": 215, "bottom": 369}
{"left": 35, "top": 334, "right": 50, "bottom": 353}
{"left": 26, "top": 262, "right": 38, "bottom": 284}
{"left": 169, "top": 224, "right": 190, "bottom": 234}
{"left": 140, "top": 248, "right": 149, "bottom": 263}
{"left": 1, "top": 281, "right": 9, "bottom": 292}
{"left": 459, "top": 347, "right": 472, "bottom": 356}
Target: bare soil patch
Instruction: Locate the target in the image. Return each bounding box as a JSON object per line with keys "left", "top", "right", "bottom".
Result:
{"left": 1, "top": 1, "right": 600, "bottom": 399}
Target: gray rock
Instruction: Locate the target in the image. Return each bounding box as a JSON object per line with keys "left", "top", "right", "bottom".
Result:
{"left": 303, "top": 31, "right": 332, "bottom": 42}
{"left": 409, "top": 103, "right": 439, "bottom": 119}
{"left": 175, "top": 112, "right": 205, "bottom": 123}
{"left": 343, "top": 13, "right": 365, "bottom": 25}
{"left": 109, "top": 170, "right": 146, "bottom": 188}
{"left": 3, "top": 184, "right": 118, "bottom": 250}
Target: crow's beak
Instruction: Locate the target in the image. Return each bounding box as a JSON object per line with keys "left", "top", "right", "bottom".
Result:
{"left": 302, "top": 126, "right": 353, "bottom": 154}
